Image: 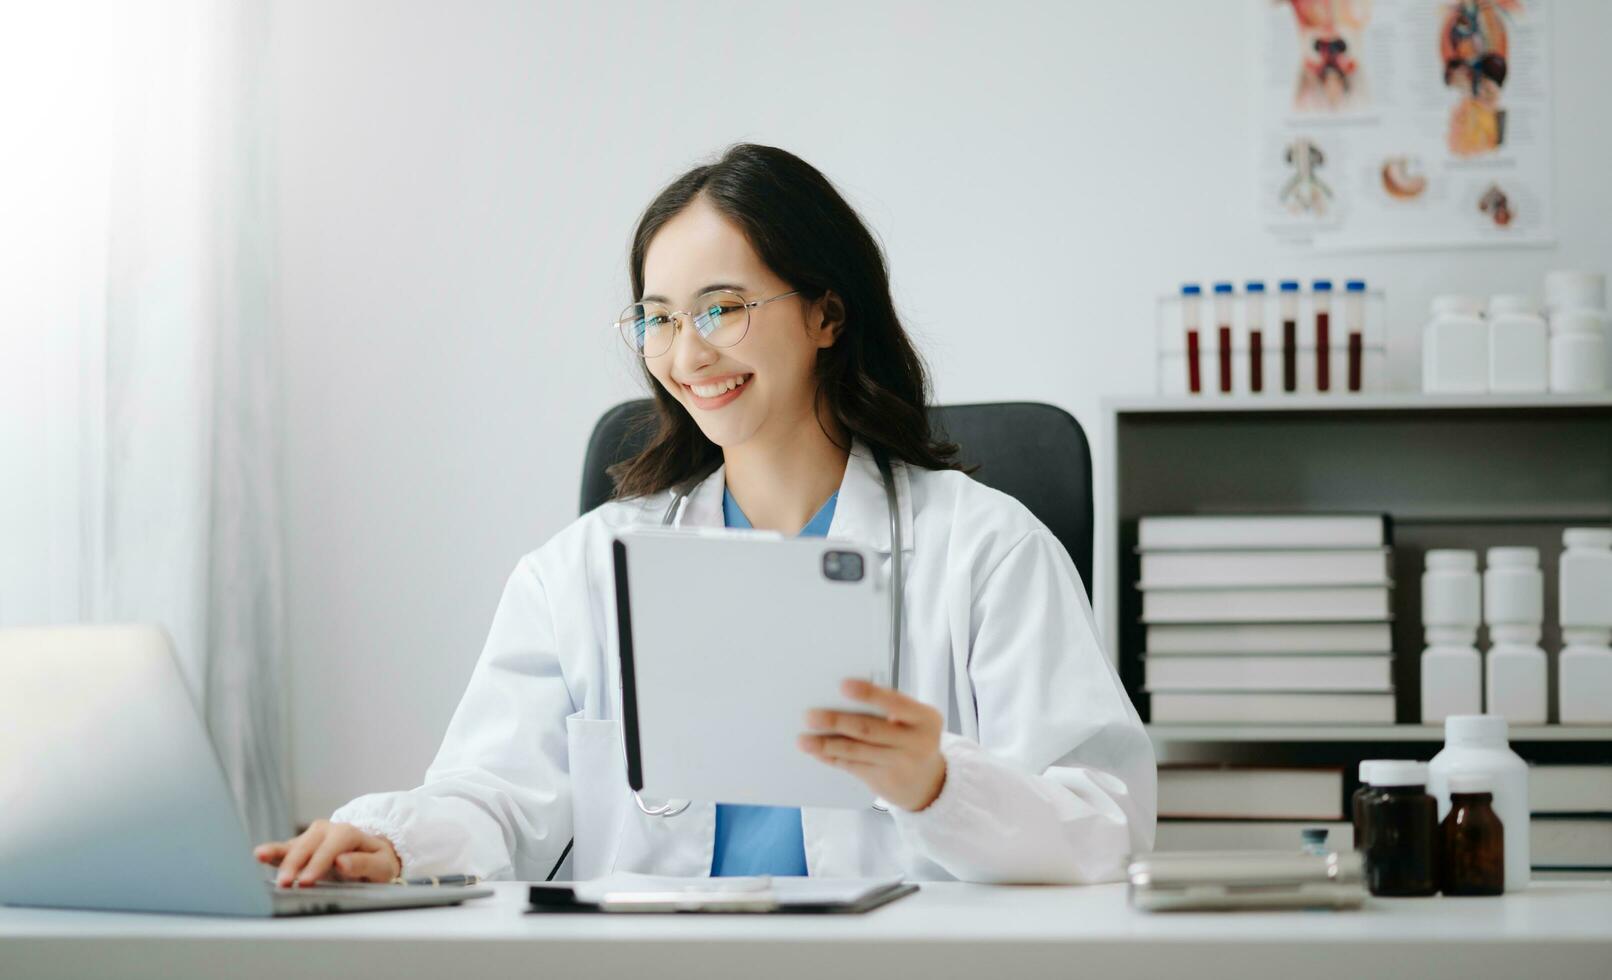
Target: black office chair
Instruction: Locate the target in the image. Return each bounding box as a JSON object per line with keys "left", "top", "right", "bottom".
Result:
{"left": 579, "top": 400, "right": 1093, "bottom": 597}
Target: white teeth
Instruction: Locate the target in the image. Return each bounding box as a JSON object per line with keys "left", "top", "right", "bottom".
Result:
{"left": 691, "top": 375, "right": 748, "bottom": 398}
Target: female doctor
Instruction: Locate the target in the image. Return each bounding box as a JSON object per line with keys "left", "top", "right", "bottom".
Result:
{"left": 257, "top": 144, "right": 1155, "bottom": 886}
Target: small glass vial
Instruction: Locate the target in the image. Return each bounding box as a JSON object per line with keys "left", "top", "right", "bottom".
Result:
{"left": 1440, "top": 771, "right": 1505, "bottom": 896}
{"left": 1279, "top": 280, "right": 1300, "bottom": 393}
{"left": 1312, "top": 279, "right": 1333, "bottom": 392}
{"left": 1362, "top": 761, "right": 1439, "bottom": 897}
{"left": 1181, "top": 284, "right": 1203, "bottom": 395}
{"left": 1344, "top": 279, "right": 1366, "bottom": 392}
{"left": 1245, "top": 281, "right": 1267, "bottom": 394}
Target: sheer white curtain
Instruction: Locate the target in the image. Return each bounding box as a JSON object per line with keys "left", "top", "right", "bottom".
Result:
{"left": 0, "top": 0, "right": 290, "bottom": 842}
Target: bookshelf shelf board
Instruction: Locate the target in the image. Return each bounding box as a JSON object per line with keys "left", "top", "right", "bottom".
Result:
{"left": 1146, "top": 724, "right": 1612, "bottom": 743}
{"left": 1104, "top": 392, "right": 1612, "bottom": 415}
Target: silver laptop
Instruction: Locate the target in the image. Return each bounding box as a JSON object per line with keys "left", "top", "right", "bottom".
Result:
{"left": 0, "top": 624, "right": 492, "bottom": 916}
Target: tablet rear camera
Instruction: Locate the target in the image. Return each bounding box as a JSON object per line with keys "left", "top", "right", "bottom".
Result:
{"left": 822, "top": 551, "right": 864, "bottom": 582}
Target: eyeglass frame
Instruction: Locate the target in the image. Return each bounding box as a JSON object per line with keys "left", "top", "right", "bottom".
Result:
{"left": 613, "top": 288, "right": 804, "bottom": 358}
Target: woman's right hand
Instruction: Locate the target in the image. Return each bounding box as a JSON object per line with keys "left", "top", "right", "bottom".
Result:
{"left": 254, "top": 819, "right": 401, "bottom": 886}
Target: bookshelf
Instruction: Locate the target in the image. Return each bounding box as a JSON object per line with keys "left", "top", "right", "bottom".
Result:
{"left": 1101, "top": 394, "right": 1612, "bottom": 762}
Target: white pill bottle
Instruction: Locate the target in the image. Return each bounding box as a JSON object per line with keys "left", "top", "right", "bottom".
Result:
{"left": 1428, "top": 714, "right": 1530, "bottom": 893}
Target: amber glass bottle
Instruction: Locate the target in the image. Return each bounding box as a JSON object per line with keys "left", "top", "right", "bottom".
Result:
{"left": 1362, "top": 762, "right": 1439, "bottom": 897}
{"left": 1441, "top": 772, "right": 1505, "bottom": 896}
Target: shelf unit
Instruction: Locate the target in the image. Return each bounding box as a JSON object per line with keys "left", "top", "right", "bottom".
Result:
{"left": 1100, "top": 392, "right": 1612, "bottom": 765}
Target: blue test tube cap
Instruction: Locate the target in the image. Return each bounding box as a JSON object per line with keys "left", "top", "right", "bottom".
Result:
{"left": 1345, "top": 279, "right": 1367, "bottom": 292}
{"left": 1213, "top": 282, "right": 1234, "bottom": 294}
{"left": 1245, "top": 281, "right": 1266, "bottom": 293}
{"left": 1279, "top": 280, "right": 1301, "bottom": 292}
{"left": 1181, "top": 284, "right": 1202, "bottom": 296}
{"left": 1312, "top": 279, "right": 1333, "bottom": 292}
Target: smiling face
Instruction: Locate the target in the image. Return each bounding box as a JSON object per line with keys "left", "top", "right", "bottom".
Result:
{"left": 638, "top": 195, "right": 840, "bottom": 450}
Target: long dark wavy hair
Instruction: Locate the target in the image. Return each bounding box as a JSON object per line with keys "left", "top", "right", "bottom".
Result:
{"left": 609, "top": 143, "right": 961, "bottom": 499}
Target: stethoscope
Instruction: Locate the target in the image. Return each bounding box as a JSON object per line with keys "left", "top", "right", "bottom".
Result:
{"left": 631, "top": 448, "right": 905, "bottom": 819}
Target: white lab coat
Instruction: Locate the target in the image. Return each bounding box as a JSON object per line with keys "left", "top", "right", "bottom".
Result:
{"left": 332, "top": 440, "right": 1156, "bottom": 884}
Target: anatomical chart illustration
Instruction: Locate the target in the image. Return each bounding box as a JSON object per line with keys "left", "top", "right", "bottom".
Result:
{"left": 1261, "top": 0, "right": 1552, "bottom": 249}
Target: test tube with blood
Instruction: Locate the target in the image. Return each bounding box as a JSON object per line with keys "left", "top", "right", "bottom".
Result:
{"left": 1245, "top": 281, "right": 1266, "bottom": 393}
{"left": 1213, "top": 282, "right": 1235, "bottom": 394}
{"left": 1181, "top": 284, "right": 1203, "bottom": 394}
{"left": 1345, "top": 279, "right": 1366, "bottom": 392}
{"left": 1312, "top": 279, "right": 1333, "bottom": 392}
{"left": 1279, "top": 280, "right": 1300, "bottom": 392}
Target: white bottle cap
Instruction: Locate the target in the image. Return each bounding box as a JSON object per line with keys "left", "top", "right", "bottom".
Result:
{"left": 1551, "top": 308, "right": 1610, "bottom": 336}
{"left": 1448, "top": 771, "right": 1494, "bottom": 794}
{"left": 1564, "top": 527, "right": 1612, "bottom": 550}
{"left": 1359, "top": 759, "right": 1394, "bottom": 784}
{"left": 1372, "top": 761, "right": 1429, "bottom": 787}
{"left": 1488, "top": 294, "right": 1536, "bottom": 316}
{"left": 1426, "top": 549, "right": 1478, "bottom": 571}
{"left": 1486, "top": 546, "right": 1539, "bottom": 569}
{"left": 1544, "top": 270, "right": 1606, "bottom": 311}
{"left": 1445, "top": 713, "right": 1510, "bottom": 745}
{"left": 1432, "top": 294, "right": 1485, "bottom": 317}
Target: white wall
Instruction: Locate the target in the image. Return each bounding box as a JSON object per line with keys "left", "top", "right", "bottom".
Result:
{"left": 273, "top": 0, "right": 1612, "bottom": 823}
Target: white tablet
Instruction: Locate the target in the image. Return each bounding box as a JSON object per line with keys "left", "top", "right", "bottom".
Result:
{"left": 612, "top": 526, "right": 891, "bottom": 809}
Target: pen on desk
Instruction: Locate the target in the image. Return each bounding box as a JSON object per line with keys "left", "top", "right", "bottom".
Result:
{"left": 390, "top": 874, "right": 480, "bottom": 887}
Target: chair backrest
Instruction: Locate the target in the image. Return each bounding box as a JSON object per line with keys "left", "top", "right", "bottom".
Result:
{"left": 579, "top": 400, "right": 1093, "bottom": 597}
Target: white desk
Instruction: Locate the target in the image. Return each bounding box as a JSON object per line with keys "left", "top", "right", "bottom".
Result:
{"left": 4, "top": 880, "right": 1610, "bottom": 980}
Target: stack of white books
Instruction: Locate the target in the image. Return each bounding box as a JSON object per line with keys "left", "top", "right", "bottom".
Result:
{"left": 1153, "top": 764, "right": 1354, "bottom": 852}
{"left": 1139, "top": 514, "right": 1396, "bottom": 725}
{"left": 1530, "top": 765, "right": 1612, "bottom": 874}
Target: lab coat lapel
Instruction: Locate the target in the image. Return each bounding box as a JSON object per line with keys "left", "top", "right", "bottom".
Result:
{"left": 672, "top": 464, "right": 726, "bottom": 529}
{"left": 828, "top": 440, "right": 916, "bottom": 556}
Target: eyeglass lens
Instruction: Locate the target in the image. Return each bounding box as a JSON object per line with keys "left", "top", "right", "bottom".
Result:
{"left": 617, "top": 290, "right": 749, "bottom": 357}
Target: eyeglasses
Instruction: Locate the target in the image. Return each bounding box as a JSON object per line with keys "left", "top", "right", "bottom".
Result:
{"left": 614, "top": 289, "right": 802, "bottom": 358}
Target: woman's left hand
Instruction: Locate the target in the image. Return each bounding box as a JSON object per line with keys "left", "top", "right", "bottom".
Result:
{"left": 799, "top": 678, "right": 946, "bottom": 812}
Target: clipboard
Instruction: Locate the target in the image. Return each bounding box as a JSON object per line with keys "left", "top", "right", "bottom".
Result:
{"left": 527, "top": 880, "right": 918, "bottom": 915}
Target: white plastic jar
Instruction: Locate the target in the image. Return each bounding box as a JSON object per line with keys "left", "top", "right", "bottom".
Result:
{"left": 1484, "top": 547, "right": 1545, "bottom": 724}
{"left": 1486, "top": 295, "right": 1548, "bottom": 393}
{"left": 1428, "top": 714, "right": 1530, "bottom": 893}
{"left": 1423, "top": 549, "right": 1481, "bottom": 627}
{"left": 1559, "top": 528, "right": 1612, "bottom": 723}
{"left": 1560, "top": 528, "right": 1612, "bottom": 631}
{"left": 1549, "top": 309, "right": 1609, "bottom": 393}
{"left": 1423, "top": 295, "right": 1488, "bottom": 394}
{"left": 1544, "top": 269, "right": 1606, "bottom": 316}
{"left": 1484, "top": 546, "right": 1543, "bottom": 628}
{"left": 1422, "top": 550, "right": 1482, "bottom": 723}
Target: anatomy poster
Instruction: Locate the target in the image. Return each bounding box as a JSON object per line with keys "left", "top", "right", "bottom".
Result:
{"left": 1261, "top": 0, "right": 1553, "bottom": 249}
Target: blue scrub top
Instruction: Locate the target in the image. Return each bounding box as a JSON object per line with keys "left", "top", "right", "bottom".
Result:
{"left": 709, "top": 486, "right": 838, "bottom": 877}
